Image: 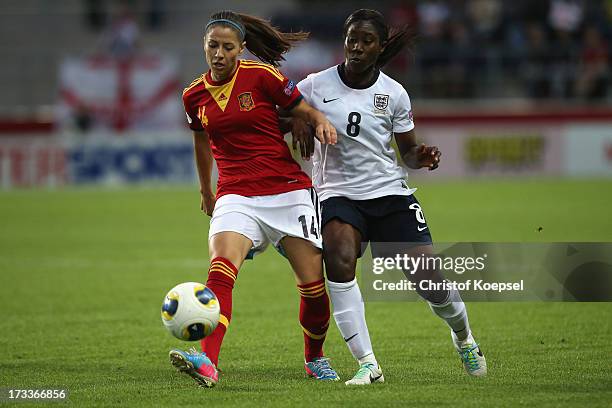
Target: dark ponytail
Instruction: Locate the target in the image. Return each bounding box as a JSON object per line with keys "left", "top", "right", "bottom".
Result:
{"left": 343, "top": 9, "right": 413, "bottom": 68}
{"left": 206, "top": 11, "right": 309, "bottom": 67}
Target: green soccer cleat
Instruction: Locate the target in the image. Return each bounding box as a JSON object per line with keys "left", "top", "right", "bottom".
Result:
{"left": 453, "top": 332, "right": 487, "bottom": 377}
{"left": 345, "top": 363, "right": 384, "bottom": 385}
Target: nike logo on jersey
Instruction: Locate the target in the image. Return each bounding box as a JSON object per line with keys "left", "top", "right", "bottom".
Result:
{"left": 323, "top": 97, "right": 340, "bottom": 103}
{"left": 417, "top": 225, "right": 428, "bottom": 232}
{"left": 343, "top": 333, "right": 358, "bottom": 342}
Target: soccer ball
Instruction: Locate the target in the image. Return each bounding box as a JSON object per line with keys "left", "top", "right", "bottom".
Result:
{"left": 161, "top": 282, "right": 220, "bottom": 341}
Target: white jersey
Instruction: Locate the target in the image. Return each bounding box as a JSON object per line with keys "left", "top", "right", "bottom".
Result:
{"left": 297, "top": 65, "right": 416, "bottom": 202}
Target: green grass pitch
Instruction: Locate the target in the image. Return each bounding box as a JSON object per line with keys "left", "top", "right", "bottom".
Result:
{"left": 1, "top": 179, "right": 611, "bottom": 407}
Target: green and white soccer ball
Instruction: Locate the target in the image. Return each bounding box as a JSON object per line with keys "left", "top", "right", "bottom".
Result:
{"left": 161, "top": 282, "right": 220, "bottom": 341}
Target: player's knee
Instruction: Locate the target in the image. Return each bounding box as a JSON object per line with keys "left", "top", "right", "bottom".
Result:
{"left": 209, "top": 232, "right": 252, "bottom": 267}
{"left": 420, "top": 287, "right": 450, "bottom": 304}
{"left": 323, "top": 242, "right": 358, "bottom": 282}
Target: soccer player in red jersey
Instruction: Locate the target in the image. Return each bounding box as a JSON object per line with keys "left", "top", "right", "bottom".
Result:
{"left": 168, "top": 10, "right": 340, "bottom": 387}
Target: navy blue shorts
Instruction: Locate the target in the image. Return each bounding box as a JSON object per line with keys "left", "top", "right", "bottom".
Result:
{"left": 320, "top": 194, "right": 433, "bottom": 256}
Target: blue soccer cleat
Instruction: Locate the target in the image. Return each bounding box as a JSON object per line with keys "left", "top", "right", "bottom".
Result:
{"left": 169, "top": 347, "right": 219, "bottom": 387}
{"left": 305, "top": 357, "right": 340, "bottom": 381}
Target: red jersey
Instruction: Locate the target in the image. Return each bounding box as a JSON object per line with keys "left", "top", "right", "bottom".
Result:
{"left": 182, "top": 59, "right": 312, "bottom": 198}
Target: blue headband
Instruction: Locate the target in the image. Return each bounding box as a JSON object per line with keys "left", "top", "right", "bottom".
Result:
{"left": 205, "top": 18, "right": 245, "bottom": 40}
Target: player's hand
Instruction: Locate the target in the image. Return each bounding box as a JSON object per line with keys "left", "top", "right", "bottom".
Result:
{"left": 200, "top": 190, "right": 216, "bottom": 216}
{"left": 416, "top": 144, "right": 442, "bottom": 170}
{"left": 314, "top": 118, "right": 337, "bottom": 145}
{"left": 291, "top": 118, "right": 315, "bottom": 160}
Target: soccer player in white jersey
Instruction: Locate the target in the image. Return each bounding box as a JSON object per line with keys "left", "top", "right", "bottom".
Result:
{"left": 292, "top": 9, "right": 487, "bottom": 384}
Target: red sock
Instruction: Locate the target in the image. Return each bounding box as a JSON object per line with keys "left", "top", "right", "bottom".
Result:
{"left": 200, "top": 257, "right": 238, "bottom": 367}
{"left": 297, "top": 279, "right": 330, "bottom": 362}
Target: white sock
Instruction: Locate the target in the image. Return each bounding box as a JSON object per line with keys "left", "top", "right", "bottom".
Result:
{"left": 327, "top": 278, "right": 377, "bottom": 365}
{"left": 358, "top": 353, "right": 377, "bottom": 366}
{"left": 428, "top": 288, "right": 470, "bottom": 341}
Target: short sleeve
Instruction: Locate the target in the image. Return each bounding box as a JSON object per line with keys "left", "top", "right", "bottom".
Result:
{"left": 182, "top": 91, "right": 204, "bottom": 131}
{"left": 297, "top": 75, "right": 314, "bottom": 104}
{"left": 259, "top": 66, "right": 303, "bottom": 110}
{"left": 393, "top": 88, "right": 415, "bottom": 133}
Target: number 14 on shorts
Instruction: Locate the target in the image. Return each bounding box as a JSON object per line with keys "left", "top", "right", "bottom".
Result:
{"left": 298, "top": 215, "right": 319, "bottom": 239}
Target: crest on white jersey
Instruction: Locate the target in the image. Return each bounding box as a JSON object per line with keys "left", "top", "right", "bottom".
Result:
{"left": 374, "top": 94, "right": 389, "bottom": 110}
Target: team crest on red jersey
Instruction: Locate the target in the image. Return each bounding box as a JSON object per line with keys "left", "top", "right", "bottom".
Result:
{"left": 238, "top": 92, "right": 255, "bottom": 111}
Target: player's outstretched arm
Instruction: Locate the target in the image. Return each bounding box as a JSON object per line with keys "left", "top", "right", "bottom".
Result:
{"left": 289, "top": 99, "right": 337, "bottom": 145}
{"left": 395, "top": 130, "right": 441, "bottom": 170}
{"left": 193, "top": 130, "right": 216, "bottom": 215}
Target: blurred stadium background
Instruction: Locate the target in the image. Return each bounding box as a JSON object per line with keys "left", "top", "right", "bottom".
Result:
{"left": 0, "top": 0, "right": 611, "bottom": 187}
